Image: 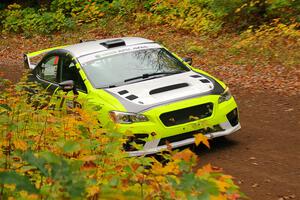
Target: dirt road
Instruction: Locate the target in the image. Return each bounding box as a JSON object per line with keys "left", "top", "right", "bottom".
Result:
{"left": 1, "top": 66, "right": 299, "bottom": 200}
{"left": 195, "top": 92, "right": 300, "bottom": 200}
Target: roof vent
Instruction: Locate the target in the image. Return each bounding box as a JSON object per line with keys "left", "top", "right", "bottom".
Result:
{"left": 100, "top": 39, "right": 126, "bottom": 48}
{"left": 79, "top": 39, "right": 96, "bottom": 43}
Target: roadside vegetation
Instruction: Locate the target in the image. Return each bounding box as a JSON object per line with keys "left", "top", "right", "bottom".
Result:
{"left": 0, "top": 0, "right": 299, "bottom": 35}
{"left": 0, "top": 0, "right": 299, "bottom": 199}
{"left": 0, "top": 78, "right": 243, "bottom": 199}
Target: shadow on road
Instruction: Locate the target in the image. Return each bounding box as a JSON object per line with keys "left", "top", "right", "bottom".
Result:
{"left": 182, "top": 137, "right": 240, "bottom": 156}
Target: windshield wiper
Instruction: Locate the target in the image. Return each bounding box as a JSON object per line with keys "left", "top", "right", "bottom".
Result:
{"left": 124, "top": 71, "right": 181, "bottom": 82}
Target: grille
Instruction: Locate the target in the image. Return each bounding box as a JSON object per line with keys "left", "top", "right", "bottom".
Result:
{"left": 159, "top": 103, "right": 213, "bottom": 127}
{"left": 158, "top": 125, "right": 223, "bottom": 146}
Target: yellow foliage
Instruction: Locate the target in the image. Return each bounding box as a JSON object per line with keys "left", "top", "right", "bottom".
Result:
{"left": 196, "top": 163, "right": 213, "bottom": 176}
{"left": 80, "top": 155, "right": 97, "bottom": 162}
{"left": 172, "top": 149, "right": 197, "bottom": 162}
{"left": 13, "top": 140, "right": 27, "bottom": 151}
{"left": 0, "top": 78, "right": 242, "bottom": 199}
{"left": 215, "top": 180, "right": 231, "bottom": 192}
{"left": 194, "top": 133, "right": 210, "bottom": 148}
{"left": 210, "top": 194, "right": 227, "bottom": 200}
{"left": 152, "top": 161, "right": 180, "bottom": 175}
{"left": 19, "top": 192, "right": 39, "bottom": 200}
{"left": 87, "top": 185, "right": 100, "bottom": 197}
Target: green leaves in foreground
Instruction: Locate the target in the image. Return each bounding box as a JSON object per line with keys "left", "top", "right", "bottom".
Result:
{"left": 20, "top": 150, "right": 86, "bottom": 198}
{"left": 0, "top": 171, "right": 38, "bottom": 194}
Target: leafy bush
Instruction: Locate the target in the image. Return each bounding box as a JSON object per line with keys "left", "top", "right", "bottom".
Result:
{"left": 233, "top": 0, "right": 300, "bottom": 30}
{"left": 1, "top": 3, "right": 75, "bottom": 34}
{"left": 0, "top": 76, "right": 243, "bottom": 199}
{"left": 1, "top": 0, "right": 299, "bottom": 35}
{"left": 0, "top": 1, "right": 133, "bottom": 34}
{"left": 141, "top": 0, "right": 299, "bottom": 34}
{"left": 135, "top": 0, "right": 243, "bottom": 34}
{"left": 50, "top": 0, "right": 84, "bottom": 15}
{"left": 232, "top": 21, "right": 300, "bottom": 67}
{"left": 266, "top": 0, "right": 300, "bottom": 23}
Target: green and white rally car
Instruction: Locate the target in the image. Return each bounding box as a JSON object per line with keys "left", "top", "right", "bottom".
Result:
{"left": 24, "top": 37, "right": 240, "bottom": 156}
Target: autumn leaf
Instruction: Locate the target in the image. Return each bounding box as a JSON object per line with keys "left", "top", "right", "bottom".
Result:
{"left": 81, "top": 161, "right": 97, "bottom": 170}
{"left": 210, "top": 194, "right": 227, "bottom": 200}
{"left": 80, "top": 155, "right": 97, "bottom": 162}
{"left": 194, "top": 133, "right": 210, "bottom": 148}
{"left": 172, "top": 149, "right": 196, "bottom": 162}
{"left": 196, "top": 163, "right": 213, "bottom": 176}
{"left": 152, "top": 161, "right": 179, "bottom": 175}
{"left": 13, "top": 140, "right": 28, "bottom": 151}
{"left": 87, "top": 185, "right": 100, "bottom": 197}
{"left": 226, "top": 193, "right": 241, "bottom": 200}
{"left": 215, "top": 180, "right": 231, "bottom": 192}
{"left": 166, "top": 141, "right": 172, "bottom": 151}
{"left": 19, "top": 193, "right": 39, "bottom": 200}
{"left": 6, "top": 132, "right": 13, "bottom": 140}
{"left": 130, "top": 163, "right": 140, "bottom": 171}
{"left": 220, "top": 174, "right": 233, "bottom": 180}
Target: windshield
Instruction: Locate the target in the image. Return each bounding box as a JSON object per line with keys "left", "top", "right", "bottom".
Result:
{"left": 80, "top": 48, "right": 190, "bottom": 88}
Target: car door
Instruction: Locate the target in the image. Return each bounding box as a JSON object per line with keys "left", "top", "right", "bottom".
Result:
{"left": 57, "top": 54, "right": 88, "bottom": 110}
{"left": 33, "top": 52, "right": 88, "bottom": 110}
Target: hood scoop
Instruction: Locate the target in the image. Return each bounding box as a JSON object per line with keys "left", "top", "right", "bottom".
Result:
{"left": 118, "top": 90, "right": 129, "bottom": 95}
{"left": 149, "top": 83, "right": 189, "bottom": 95}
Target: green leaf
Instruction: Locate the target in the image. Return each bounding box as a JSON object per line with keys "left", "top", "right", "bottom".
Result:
{"left": 0, "top": 104, "right": 12, "bottom": 111}
{"left": 22, "top": 150, "right": 48, "bottom": 176}
{"left": 196, "top": 179, "right": 219, "bottom": 196}
{"left": 180, "top": 173, "right": 196, "bottom": 190}
{"left": 66, "top": 179, "right": 86, "bottom": 198}
{"left": 194, "top": 192, "right": 210, "bottom": 200}
{"left": 109, "top": 176, "right": 119, "bottom": 187}
{"left": 77, "top": 124, "right": 89, "bottom": 138}
{"left": 178, "top": 160, "right": 191, "bottom": 172}
{"left": 0, "top": 171, "right": 38, "bottom": 194}
{"left": 40, "top": 184, "right": 51, "bottom": 196}
{"left": 63, "top": 140, "right": 81, "bottom": 153}
{"left": 39, "top": 151, "right": 60, "bottom": 164}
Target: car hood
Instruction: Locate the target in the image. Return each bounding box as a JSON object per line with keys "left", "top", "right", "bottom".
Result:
{"left": 104, "top": 71, "right": 222, "bottom": 113}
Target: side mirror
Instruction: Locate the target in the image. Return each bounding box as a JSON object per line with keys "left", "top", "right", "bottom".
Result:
{"left": 59, "top": 80, "right": 75, "bottom": 92}
{"left": 182, "top": 57, "right": 192, "bottom": 65}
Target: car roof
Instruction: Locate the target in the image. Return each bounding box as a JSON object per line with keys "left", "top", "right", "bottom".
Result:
{"left": 63, "top": 37, "right": 155, "bottom": 58}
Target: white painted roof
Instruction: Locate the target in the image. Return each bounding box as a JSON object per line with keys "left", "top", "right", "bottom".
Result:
{"left": 63, "top": 37, "right": 154, "bottom": 57}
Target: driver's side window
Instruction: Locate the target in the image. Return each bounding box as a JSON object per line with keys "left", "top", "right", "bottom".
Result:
{"left": 38, "top": 56, "right": 59, "bottom": 83}
{"left": 60, "top": 56, "right": 87, "bottom": 93}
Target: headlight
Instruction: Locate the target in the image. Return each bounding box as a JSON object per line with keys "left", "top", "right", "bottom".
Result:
{"left": 218, "top": 87, "right": 232, "bottom": 104}
{"left": 109, "top": 111, "right": 149, "bottom": 124}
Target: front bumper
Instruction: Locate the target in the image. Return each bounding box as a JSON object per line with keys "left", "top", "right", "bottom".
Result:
{"left": 128, "top": 121, "right": 241, "bottom": 156}
{"left": 115, "top": 94, "right": 240, "bottom": 156}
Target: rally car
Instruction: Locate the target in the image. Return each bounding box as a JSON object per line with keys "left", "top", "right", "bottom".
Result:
{"left": 24, "top": 37, "right": 240, "bottom": 156}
